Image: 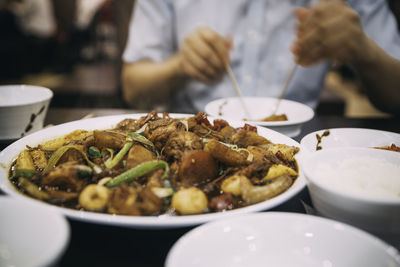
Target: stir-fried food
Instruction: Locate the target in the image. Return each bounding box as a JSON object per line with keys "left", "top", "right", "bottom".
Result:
{"left": 258, "top": 114, "right": 288, "bottom": 122}
{"left": 9, "top": 111, "right": 300, "bottom": 216}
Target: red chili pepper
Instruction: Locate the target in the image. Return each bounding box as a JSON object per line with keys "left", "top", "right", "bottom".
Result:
{"left": 195, "top": 112, "right": 212, "bottom": 126}
{"left": 236, "top": 123, "right": 258, "bottom": 133}
{"left": 213, "top": 119, "right": 229, "bottom": 131}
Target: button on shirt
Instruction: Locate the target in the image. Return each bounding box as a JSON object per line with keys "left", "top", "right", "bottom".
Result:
{"left": 123, "top": 0, "right": 400, "bottom": 113}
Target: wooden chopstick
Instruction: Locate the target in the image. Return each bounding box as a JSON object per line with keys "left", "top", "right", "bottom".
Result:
{"left": 225, "top": 63, "right": 252, "bottom": 120}
{"left": 271, "top": 63, "right": 298, "bottom": 116}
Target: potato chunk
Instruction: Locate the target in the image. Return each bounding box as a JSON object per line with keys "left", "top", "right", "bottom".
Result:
{"left": 171, "top": 187, "right": 208, "bottom": 215}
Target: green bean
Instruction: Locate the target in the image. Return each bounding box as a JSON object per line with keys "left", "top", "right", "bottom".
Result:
{"left": 128, "top": 132, "right": 155, "bottom": 148}
{"left": 106, "top": 160, "right": 169, "bottom": 188}
{"left": 104, "top": 142, "right": 133, "bottom": 169}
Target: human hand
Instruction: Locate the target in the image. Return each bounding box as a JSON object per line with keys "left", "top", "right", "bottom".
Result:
{"left": 178, "top": 27, "right": 232, "bottom": 83}
{"left": 291, "top": 1, "right": 371, "bottom": 67}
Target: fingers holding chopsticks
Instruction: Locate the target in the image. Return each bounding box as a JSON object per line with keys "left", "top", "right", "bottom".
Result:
{"left": 179, "top": 27, "right": 232, "bottom": 84}
{"left": 292, "top": 1, "right": 370, "bottom": 67}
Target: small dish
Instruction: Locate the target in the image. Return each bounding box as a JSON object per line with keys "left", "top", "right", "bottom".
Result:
{"left": 301, "top": 147, "right": 400, "bottom": 248}
{"left": 0, "top": 196, "right": 69, "bottom": 267}
{"left": 0, "top": 85, "right": 53, "bottom": 141}
{"left": 300, "top": 128, "right": 400, "bottom": 153}
{"left": 205, "top": 97, "right": 314, "bottom": 137}
{"left": 165, "top": 212, "right": 400, "bottom": 267}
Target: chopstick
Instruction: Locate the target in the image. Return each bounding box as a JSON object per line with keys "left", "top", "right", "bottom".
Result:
{"left": 270, "top": 0, "right": 328, "bottom": 116}
{"left": 225, "top": 63, "right": 252, "bottom": 120}
{"left": 271, "top": 64, "right": 298, "bottom": 116}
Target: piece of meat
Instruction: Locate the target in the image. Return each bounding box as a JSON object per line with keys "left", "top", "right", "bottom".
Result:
{"left": 41, "top": 162, "right": 88, "bottom": 191}
{"left": 108, "top": 184, "right": 141, "bottom": 216}
{"left": 219, "top": 125, "right": 236, "bottom": 143}
{"left": 236, "top": 160, "right": 273, "bottom": 183}
{"left": 247, "top": 146, "right": 282, "bottom": 164}
{"left": 115, "top": 118, "right": 141, "bottom": 132}
{"left": 232, "top": 130, "right": 271, "bottom": 147}
{"left": 138, "top": 187, "right": 162, "bottom": 215}
{"left": 146, "top": 169, "right": 164, "bottom": 188}
{"left": 93, "top": 130, "right": 127, "bottom": 150}
{"left": 145, "top": 120, "right": 186, "bottom": 149}
{"left": 212, "top": 119, "right": 229, "bottom": 131}
{"left": 57, "top": 146, "right": 85, "bottom": 165}
{"left": 126, "top": 144, "right": 156, "bottom": 169}
{"left": 163, "top": 131, "right": 203, "bottom": 160}
{"left": 46, "top": 188, "right": 79, "bottom": 202}
{"left": 208, "top": 193, "right": 234, "bottom": 211}
{"left": 204, "top": 139, "right": 249, "bottom": 166}
{"left": 187, "top": 113, "right": 225, "bottom": 141}
{"left": 177, "top": 150, "right": 218, "bottom": 187}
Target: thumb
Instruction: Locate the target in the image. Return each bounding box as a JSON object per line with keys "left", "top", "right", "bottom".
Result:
{"left": 296, "top": 7, "right": 310, "bottom": 22}
{"left": 225, "top": 34, "right": 234, "bottom": 50}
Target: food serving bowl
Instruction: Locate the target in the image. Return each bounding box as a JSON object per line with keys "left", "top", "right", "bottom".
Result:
{"left": 0, "top": 196, "right": 69, "bottom": 267}
{"left": 300, "top": 128, "right": 400, "bottom": 153}
{"left": 0, "top": 85, "right": 53, "bottom": 141}
{"left": 205, "top": 97, "right": 314, "bottom": 137}
{"left": 165, "top": 212, "right": 400, "bottom": 267}
{"left": 301, "top": 147, "right": 400, "bottom": 248}
{"left": 0, "top": 113, "right": 306, "bottom": 229}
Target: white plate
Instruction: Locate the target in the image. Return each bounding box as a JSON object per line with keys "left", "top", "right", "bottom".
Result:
{"left": 205, "top": 97, "right": 314, "bottom": 137}
{"left": 0, "top": 196, "right": 69, "bottom": 267}
{"left": 300, "top": 128, "right": 400, "bottom": 153}
{"left": 165, "top": 212, "right": 400, "bottom": 267}
{"left": 0, "top": 113, "right": 306, "bottom": 229}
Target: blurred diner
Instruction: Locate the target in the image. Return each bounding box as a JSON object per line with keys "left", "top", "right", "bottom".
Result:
{"left": 292, "top": 1, "right": 400, "bottom": 115}
{"left": 0, "top": 0, "right": 399, "bottom": 116}
{"left": 121, "top": 0, "right": 400, "bottom": 115}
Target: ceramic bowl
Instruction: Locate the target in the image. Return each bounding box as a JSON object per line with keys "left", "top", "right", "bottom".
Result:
{"left": 301, "top": 147, "right": 400, "bottom": 248}
{"left": 0, "top": 85, "right": 53, "bottom": 140}
{"left": 0, "top": 196, "right": 69, "bottom": 267}
{"left": 165, "top": 212, "right": 400, "bottom": 267}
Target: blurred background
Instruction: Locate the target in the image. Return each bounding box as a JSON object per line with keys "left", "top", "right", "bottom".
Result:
{"left": 0, "top": 0, "right": 399, "bottom": 117}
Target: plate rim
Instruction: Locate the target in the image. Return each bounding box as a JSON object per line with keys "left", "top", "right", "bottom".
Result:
{"left": 0, "top": 113, "right": 306, "bottom": 229}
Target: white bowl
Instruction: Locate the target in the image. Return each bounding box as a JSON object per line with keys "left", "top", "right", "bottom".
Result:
{"left": 165, "top": 212, "right": 400, "bottom": 267}
{"left": 0, "top": 196, "right": 69, "bottom": 267}
{"left": 301, "top": 147, "right": 400, "bottom": 248}
{"left": 205, "top": 97, "right": 314, "bottom": 137}
{"left": 300, "top": 128, "right": 400, "bottom": 153}
{"left": 0, "top": 85, "right": 53, "bottom": 140}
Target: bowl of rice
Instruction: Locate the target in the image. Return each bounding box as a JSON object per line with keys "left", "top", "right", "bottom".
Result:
{"left": 301, "top": 147, "right": 400, "bottom": 248}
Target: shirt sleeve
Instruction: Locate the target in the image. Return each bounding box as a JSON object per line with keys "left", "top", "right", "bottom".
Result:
{"left": 122, "top": 0, "right": 175, "bottom": 63}
{"left": 348, "top": 0, "right": 400, "bottom": 59}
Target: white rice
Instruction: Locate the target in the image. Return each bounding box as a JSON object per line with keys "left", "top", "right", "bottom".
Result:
{"left": 312, "top": 156, "right": 400, "bottom": 200}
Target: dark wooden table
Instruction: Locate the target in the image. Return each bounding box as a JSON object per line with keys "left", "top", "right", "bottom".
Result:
{"left": 2, "top": 108, "right": 400, "bottom": 267}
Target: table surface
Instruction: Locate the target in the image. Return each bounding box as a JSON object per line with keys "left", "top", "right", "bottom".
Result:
{"left": 2, "top": 108, "right": 400, "bottom": 267}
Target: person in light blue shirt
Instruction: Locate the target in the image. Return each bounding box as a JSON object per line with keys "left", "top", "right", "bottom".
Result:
{"left": 121, "top": 0, "right": 400, "bottom": 113}
{"left": 292, "top": 1, "right": 400, "bottom": 114}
